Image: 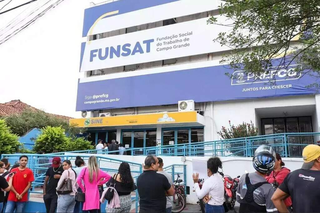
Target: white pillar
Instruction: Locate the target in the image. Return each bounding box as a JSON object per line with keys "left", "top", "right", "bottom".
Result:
{"left": 156, "top": 125, "right": 162, "bottom": 155}
{"left": 314, "top": 95, "right": 320, "bottom": 131}
{"left": 116, "top": 128, "right": 121, "bottom": 142}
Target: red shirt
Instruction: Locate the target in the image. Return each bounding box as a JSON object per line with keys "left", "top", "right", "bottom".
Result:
{"left": 8, "top": 168, "right": 35, "bottom": 202}
{"left": 266, "top": 167, "right": 292, "bottom": 207}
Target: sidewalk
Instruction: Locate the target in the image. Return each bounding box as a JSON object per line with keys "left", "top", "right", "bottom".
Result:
{"left": 182, "top": 204, "right": 239, "bottom": 213}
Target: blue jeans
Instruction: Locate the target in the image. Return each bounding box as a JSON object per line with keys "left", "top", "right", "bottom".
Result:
{"left": 0, "top": 202, "right": 3, "bottom": 213}
{"left": 4, "top": 201, "right": 26, "bottom": 213}
{"left": 205, "top": 204, "right": 225, "bottom": 213}
{"left": 166, "top": 207, "right": 172, "bottom": 213}
{"left": 57, "top": 195, "right": 75, "bottom": 213}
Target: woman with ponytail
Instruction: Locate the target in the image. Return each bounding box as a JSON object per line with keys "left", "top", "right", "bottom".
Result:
{"left": 106, "top": 162, "right": 136, "bottom": 213}
{"left": 77, "top": 156, "right": 111, "bottom": 213}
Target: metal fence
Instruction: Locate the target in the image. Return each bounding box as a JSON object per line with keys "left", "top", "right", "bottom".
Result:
{"left": 50, "top": 132, "right": 319, "bottom": 158}
{"left": 0, "top": 154, "right": 187, "bottom": 213}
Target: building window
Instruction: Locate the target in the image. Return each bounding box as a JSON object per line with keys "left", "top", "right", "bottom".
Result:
{"left": 162, "top": 59, "right": 177, "bottom": 66}
{"left": 163, "top": 18, "right": 177, "bottom": 26}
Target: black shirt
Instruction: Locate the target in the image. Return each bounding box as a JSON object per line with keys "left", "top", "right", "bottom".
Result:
{"left": 45, "top": 166, "right": 63, "bottom": 195}
{"left": 137, "top": 170, "right": 171, "bottom": 213}
{"left": 115, "top": 180, "right": 136, "bottom": 196}
{"left": 0, "top": 176, "right": 8, "bottom": 202}
{"left": 279, "top": 169, "right": 320, "bottom": 213}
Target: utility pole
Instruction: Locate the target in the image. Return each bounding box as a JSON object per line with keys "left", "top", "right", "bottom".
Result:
{"left": 0, "top": 0, "right": 37, "bottom": 15}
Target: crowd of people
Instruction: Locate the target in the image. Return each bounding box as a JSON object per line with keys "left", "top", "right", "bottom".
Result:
{"left": 0, "top": 144, "right": 319, "bottom": 213}
{"left": 95, "top": 139, "right": 126, "bottom": 155}
{"left": 192, "top": 144, "right": 320, "bottom": 213}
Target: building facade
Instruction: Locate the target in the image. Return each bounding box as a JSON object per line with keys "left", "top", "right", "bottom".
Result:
{"left": 70, "top": 0, "right": 320, "bottom": 151}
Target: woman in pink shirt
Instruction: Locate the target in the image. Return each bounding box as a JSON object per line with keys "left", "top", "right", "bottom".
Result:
{"left": 77, "top": 156, "right": 111, "bottom": 213}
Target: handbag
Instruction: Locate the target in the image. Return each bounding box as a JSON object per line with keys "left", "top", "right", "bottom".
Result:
{"left": 75, "top": 168, "right": 86, "bottom": 202}
{"left": 105, "top": 174, "right": 117, "bottom": 203}
{"left": 57, "top": 171, "right": 73, "bottom": 195}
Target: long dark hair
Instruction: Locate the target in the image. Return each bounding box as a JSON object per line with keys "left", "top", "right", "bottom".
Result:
{"left": 75, "top": 156, "right": 85, "bottom": 167}
{"left": 118, "top": 162, "right": 133, "bottom": 184}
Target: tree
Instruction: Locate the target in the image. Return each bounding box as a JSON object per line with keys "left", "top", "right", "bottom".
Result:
{"left": 218, "top": 121, "right": 258, "bottom": 156}
{"left": 33, "top": 126, "right": 93, "bottom": 153}
{"left": 209, "top": 0, "right": 320, "bottom": 76}
{"left": 0, "top": 120, "right": 20, "bottom": 154}
{"left": 4, "top": 109, "right": 82, "bottom": 137}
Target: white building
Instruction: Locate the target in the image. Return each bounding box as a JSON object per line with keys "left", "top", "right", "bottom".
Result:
{"left": 68, "top": 0, "right": 320, "bottom": 154}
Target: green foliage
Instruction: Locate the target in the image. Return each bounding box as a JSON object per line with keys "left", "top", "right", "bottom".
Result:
{"left": 64, "top": 137, "right": 93, "bottom": 151}
{"left": 218, "top": 121, "right": 258, "bottom": 139}
{"left": 0, "top": 120, "right": 20, "bottom": 154}
{"left": 218, "top": 121, "right": 258, "bottom": 156}
{"left": 33, "top": 126, "right": 93, "bottom": 153}
{"left": 4, "top": 109, "right": 83, "bottom": 137}
{"left": 18, "top": 145, "right": 35, "bottom": 154}
{"left": 210, "top": 0, "right": 320, "bottom": 76}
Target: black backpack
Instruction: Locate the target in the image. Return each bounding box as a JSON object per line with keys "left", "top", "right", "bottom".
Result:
{"left": 105, "top": 174, "right": 117, "bottom": 203}
{"left": 239, "top": 174, "right": 269, "bottom": 213}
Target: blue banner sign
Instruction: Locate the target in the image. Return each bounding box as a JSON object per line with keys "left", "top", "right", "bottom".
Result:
{"left": 76, "top": 63, "right": 319, "bottom": 111}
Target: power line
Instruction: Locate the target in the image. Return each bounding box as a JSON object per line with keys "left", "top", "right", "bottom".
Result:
{"left": 0, "top": 0, "right": 37, "bottom": 15}
{"left": 0, "top": 0, "right": 65, "bottom": 45}
{"left": 0, "top": 0, "right": 50, "bottom": 35}
{"left": 0, "top": 0, "right": 13, "bottom": 12}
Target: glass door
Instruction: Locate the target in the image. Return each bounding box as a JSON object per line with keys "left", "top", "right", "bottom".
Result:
{"left": 134, "top": 132, "right": 144, "bottom": 155}
{"left": 162, "top": 130, "right": 175, "bottom": 155}
{"left": 122, "top": 132, "right": 132, "bottom": 155}
{"left": 177, "top": 130, "right": 189, "bottom": 156}
{"left": 146, "top": 130, "right": 157, "bottom": 155}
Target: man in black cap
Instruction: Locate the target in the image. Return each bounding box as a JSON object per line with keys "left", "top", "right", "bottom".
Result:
{"left": 43, "top": 157, "right": 63, "bottom": 213}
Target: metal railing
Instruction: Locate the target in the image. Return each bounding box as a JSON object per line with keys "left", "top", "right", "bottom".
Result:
{"left": 1, "top": 154, "right": 143, "bottom": 213}
{"left": 50, "top": 132, "right": 319, "bottom": 158}
{"left": 1, "top": 154, "right": 188, "bottom": 213}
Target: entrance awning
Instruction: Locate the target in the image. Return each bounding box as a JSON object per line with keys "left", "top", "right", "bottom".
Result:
{"left": 69, "top": 111, "right": 204, "bottom": 128}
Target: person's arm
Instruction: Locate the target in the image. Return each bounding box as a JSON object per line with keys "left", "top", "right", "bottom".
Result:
{"left": 98, "top": 170, "right": 111, "bottom": 185}
{"left": 193, "top": 173, "right": 211, "bottom": 199}
{"left": 271, "top": 188, "right": 289, "bottom": 213}
{"left": 76, "top": 168, "right": 85, "bottom": 192}
{"left": 166, "top": 185, "right": 175, "bottom": 196}
{"left": 0, "top": 175, "right": 11, "bottom": 192}
{"left": 275, "top": 169, "right": 290, "bottom": 185}
{"left": 19, "top": 182, "right": 32, "bottom": 198}
{"left": 161, "top": 176, "right": 174, "bottom": 196}
{"left": 265, "top": 172, "right": 274, "bottom": 183}
{"left": 43, "top": 176, "right": 49, "bottom": 195}
{"left": 57, "top": 170, "right": 67, "bottom": 191}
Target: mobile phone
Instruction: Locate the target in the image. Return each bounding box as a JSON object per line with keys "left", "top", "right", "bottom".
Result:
{"left": 8, "top": 172, "right": 16, "bottom": 177}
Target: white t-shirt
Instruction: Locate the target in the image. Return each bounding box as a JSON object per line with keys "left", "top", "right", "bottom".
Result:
{"left": 96, "top": 143, "right": 104, "bottom": 150}
{"left": 193, "top": 173, "right": 225, "bottom": 206}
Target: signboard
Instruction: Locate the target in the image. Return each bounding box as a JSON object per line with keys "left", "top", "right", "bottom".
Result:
{"left": 76, "top": 61, "right": 319, "bottom": 111}
{"left": 82, "top": 0, "right": 221, "bottom": 37}
{"left": 70, "top": 111, "right": 198, "bottom": 128}
{"left": 80, "top": 17, "right": 229, "bottom": 72}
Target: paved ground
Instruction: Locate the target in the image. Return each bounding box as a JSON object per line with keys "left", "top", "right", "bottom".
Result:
{"left": 181, "top": 204, "right": 239, "bottom": 213}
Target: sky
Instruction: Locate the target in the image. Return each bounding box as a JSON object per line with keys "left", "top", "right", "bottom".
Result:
{"left": 0, "top": 0, "right": 95, "bottom": 118}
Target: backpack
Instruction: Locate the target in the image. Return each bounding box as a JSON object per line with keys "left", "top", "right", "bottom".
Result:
{"left": 239, "top": 174, "right": 269, "bottom": 213}
{"left": 105, "top": 174, "right": 117, "bottom": 203}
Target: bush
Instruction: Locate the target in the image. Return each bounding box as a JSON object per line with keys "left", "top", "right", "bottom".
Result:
{"left": 33, "top": 126, "right": 93, "bottom": 153}
{"left": 4, "top": 109, "right": 83, "bottom": 137}
{"left": 218, "top": 121, "right": 258, "bottom": 139}
{"left": 218, "top": 121, "right": 258, "bottom": 156}
{"left": 0, "top": 120, "right": 20, "bottom": 154}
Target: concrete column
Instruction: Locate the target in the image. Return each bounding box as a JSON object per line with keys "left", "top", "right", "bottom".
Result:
{"left": 156, "top": 125, "right": 162, "bottom": 155}
{"left": 314, "top": 95, "right": 320, "bottom": 132}
{"left": 116, "top": 128, "right": 121, "bottom": 142}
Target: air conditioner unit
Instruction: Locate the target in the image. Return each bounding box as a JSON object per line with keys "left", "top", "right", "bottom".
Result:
{"left": 99, "top": 112, "right": 111, "bottom": 117}
{"left": 178, "top": 100, "right": 195, "bottom": 112}
{"left": 81, "top": 111, "right": 90, "bottom": 118}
